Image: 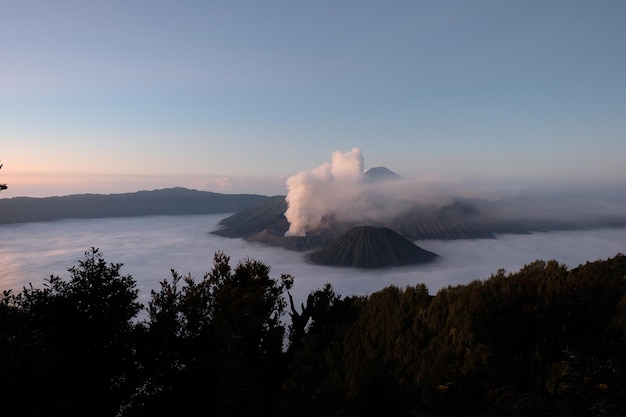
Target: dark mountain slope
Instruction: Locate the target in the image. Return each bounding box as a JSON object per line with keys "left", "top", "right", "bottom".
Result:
{"left": 389, "top": 201, "right": 496, "bottom": 240}
{"left": 213, "top": 196, "right": 349, "bottom": 250}
{"left": 308, "top": 226, "right": 439, "bottom": 268}
{"left": 0, "top": 188, "right": 269, "bottom": 224}
{"left": 212, "top": 195, "right": 288, "bottom": 238}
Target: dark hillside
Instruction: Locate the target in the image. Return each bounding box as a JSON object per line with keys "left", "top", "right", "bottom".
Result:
{"left": 0, "top": 188, "right": 269, "bottom": 224}
{"left": 213, "top": 197, "right": 347, "bottom": 250}
{"left": 212, "top": 195, "right": 288, "bottom": 238}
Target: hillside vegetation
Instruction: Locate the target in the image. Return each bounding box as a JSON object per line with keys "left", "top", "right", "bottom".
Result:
{"left": 1, "top": 250, "right": 625, "bottom": 416}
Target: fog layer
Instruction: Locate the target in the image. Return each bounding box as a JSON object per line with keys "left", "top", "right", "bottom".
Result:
{"left": 2, "top": 214, "right": 625, "bottom": 308}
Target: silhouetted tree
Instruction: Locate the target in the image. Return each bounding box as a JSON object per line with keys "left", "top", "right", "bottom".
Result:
{"left": 0, "top": 162, "right": 6, "bottom": 191}
{"left": 281, "top": 255, "right": 626, "bottom": 417}
{"left": 126, "top": 251, "right": 294, "bottom": 416}
{"left": 2, "top": 247, "right": 626, "bottom": 417}
{"left": 281, "top": 284, "right": 364, "bottom": 416}
{"left": 0, "top": 248, "right": 142, "bottom": 417}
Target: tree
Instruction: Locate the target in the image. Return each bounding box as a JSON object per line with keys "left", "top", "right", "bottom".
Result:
{"left": 0, "top": 248, "right": 143, "bottom": 417}
{"left": 208, "top": 252, "right": 294, "bottom": 414}
{"left": 127, "top": 251, "right": 294, "bottom": 416}
{"left": 0, "top": 162, "right": 6, "bottom": 191}
{"left": 282, "top": 284, "right": 364, "bottom": 416}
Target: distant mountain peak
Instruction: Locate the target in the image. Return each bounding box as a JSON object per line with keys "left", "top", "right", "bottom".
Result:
{"left": 364, "top": 167, "right": 402, "bottom": 182}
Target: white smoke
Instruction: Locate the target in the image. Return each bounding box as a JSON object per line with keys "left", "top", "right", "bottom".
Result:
{"left": 283, "top": 148, "right": 457, "bottom": 236}
{"left": 284, "top": 148, "right": 367, "bottom": 236}
{"left": 283, "top": 148, "right": 626, "bottom": 238}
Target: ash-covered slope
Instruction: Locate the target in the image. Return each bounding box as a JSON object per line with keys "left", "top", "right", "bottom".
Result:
{"left": 308, "top": 226, "right": 438, "bottom": 268}
{"left": 388, "top": 201, "right": 497, "bottom": 240}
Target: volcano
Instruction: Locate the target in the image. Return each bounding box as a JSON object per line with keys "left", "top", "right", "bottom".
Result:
{"left": 212, "top": 195, "right": 495, "bottom": 250}
{"left": 210, "top": 165, "right": 626, "bottom": 264}
{"left": 308, "top": 226, "right": 438, "bottom": 268}
{"left": 211, "top": 166, "right": 502, "bottom": 247}
{"left": 364, "top": 166, "right": 402, "bottom": 182}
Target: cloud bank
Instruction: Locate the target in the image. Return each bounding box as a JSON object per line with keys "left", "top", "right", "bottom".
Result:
{"left": 1, "top": 214, "right": 626, "bottom": 311}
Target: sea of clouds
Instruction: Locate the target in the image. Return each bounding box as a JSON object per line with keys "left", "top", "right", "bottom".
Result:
{"left": 2, "top": 214, "right": 625, "bottom": 310}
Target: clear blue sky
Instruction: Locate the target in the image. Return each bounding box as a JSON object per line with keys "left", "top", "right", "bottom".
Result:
{"left": 2, "top": 0, "right": 625, "bottom": 197}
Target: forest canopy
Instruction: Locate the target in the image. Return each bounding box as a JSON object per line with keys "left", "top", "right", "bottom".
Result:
{"left": 1, "top": 249, "right": 625, "bottom": 416}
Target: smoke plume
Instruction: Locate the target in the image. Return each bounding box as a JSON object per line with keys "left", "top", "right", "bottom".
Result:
{"left": 283, "top": 148, "right": 468, "bottom": 236}
{"left": 284, "top": 148, "right": 366, "bottom": 236}
{"left": 283, "top": 148, "right": 430, "bottom": 236}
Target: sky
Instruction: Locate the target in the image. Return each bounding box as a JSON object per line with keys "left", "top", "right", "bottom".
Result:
{"left": 2, "top": 0, "right": 625, "bottom": 198}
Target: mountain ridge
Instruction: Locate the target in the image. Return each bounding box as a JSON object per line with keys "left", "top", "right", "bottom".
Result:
{"left": 0, "top": 187, "right": 269, "bottom": 224}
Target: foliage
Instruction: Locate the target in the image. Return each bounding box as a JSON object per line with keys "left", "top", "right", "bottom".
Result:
{"left": 282, "top": 255, "right": 626, "bottom": 417}
{"left": 282, "top": 283, "right": 364, "bottom": 415}
{"left": 0, "top": 248, "right": 142, "bottom": 417}
{"left": 124, "top": 251, "right": 294, "bottom": 416}
{"left": 1, "top": 249, "right": 626, "bottom": 416}
{"left": 0, "top": 162, "right": 6, "bottom": 191}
